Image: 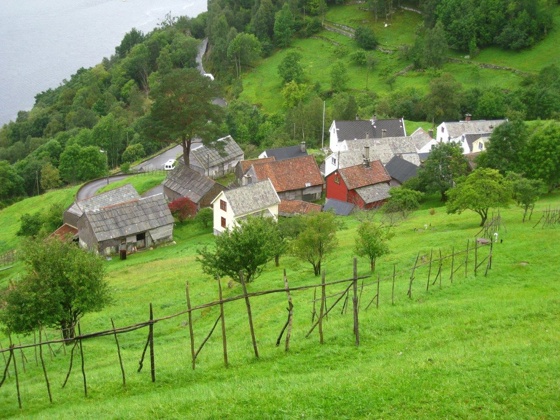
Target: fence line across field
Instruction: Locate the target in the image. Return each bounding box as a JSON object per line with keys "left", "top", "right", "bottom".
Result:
{"left": 0, "top": 239, "right": 493, "bottom": 409}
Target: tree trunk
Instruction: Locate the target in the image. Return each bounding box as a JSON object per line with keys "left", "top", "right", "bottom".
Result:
{"left": 181, "top": 137, "right": 191, "bottom": 166}
{"left": 60, "top": 319, "right": 76, "bottom": 343}
{"left": 313, "top": 261, "right": 321, "bottom": 276}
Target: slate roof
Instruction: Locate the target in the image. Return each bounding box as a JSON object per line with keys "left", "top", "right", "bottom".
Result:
{"left": 222, "top": 180, "right": 280, "bottom": 217}
{"left": 262, "top": 144, "right": 308, "bottom": 161}
{"left": 164, "top": 160, "right": 219, "bottom": 203}
{"left": 278, "top": 200, "right": 322, "bottom": 216}
{"left": 191, "top": 135, "right": 243, "bottom": 169}
{"left": 463, "top": 133, "right": 489, "bottom": 153}
{"left": 67, "top": 184, "right": 141, "bottom": 221}
{"left": 410, "top": 127, "right": 433, "bottom": 150}
{"left": 334, "top": 118, "right": 406, "bottom": 142}
{"left": 385, "top": 155, "right": 419, "bottom": 184}
{"left": 83, "top": 194, "right": 173, "bottom": 242}
{"left": 355, "top": 183, "right": 391, "bottom": 204}
{"left": 251, "top": 155, "right": 323, "bottom": 192}
{"left": 323, "top": 199, "right": 355, "bottom": 216}
{"left": 443, "top": 119, "right": 506, "bottom": 139}
{"left": 338, "top": 161, "right": 391, "bottom": 191}
{"left": 345, "top": 136, "right": 421, "bottom": 165}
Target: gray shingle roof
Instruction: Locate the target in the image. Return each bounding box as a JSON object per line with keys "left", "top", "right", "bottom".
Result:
{"left": 385, "top": 156, "right": 419, "bottom": 184}
{"left": 223, "top": 180, "right": 280, "bottom": 217}
{"left": 191, "top": 135, "right": 243, "bottom": 169}
{"left": 355, "top": 183, "right": 391, "bottom": 204}
{"left": 164, "top": 160, "right": 218, "bottom": 203}
{"left": 323, "top": 199, "right": 355, "bottom": 216}
{"left": 263, "top": 144, "right": 308, "bottom": 161}
{"left": 345, "top": 136, "right": 421, "bottom": 165}
{"left": 68, "top": 184, "right": 141, "bottom": 219}
{"left": 84, "top": 194, "right": 173, "bottom": 242}
{"left": 444, "top": 119, "right": 506, "bottom": 139}
{"left": 335, "top": 118, "right": 406, "bottom": 142}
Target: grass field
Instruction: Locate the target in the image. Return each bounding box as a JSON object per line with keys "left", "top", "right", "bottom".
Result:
{"left": 1, "top": 187, "right": 559, "bottom": 418}
{"left": 239, "top": 6, "right": 560, "bottom": 117}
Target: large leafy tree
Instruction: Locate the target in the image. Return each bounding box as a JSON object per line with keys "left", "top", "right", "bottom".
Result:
{"left": 477, "top": 120, "right": 528, "bottom": 175}
{"left": 197, "top": 216, "right": 281, "bottom": 284}
{"left": 417, "top": 142, "right": 469, "bottom": 201}
{"left": 227, "top": 33, "right": 262, "bottom": 78}
{"left": 1, "top": 238, "right": 110, "bottom": 339}
{"left": 274, "top": 4, "right": 295, "bottom": 48}
{"left": 144, "top": 68, "right": 224, "bottom": 166}
{"left": 278, "top": 51, "right": 305, "bottom": 85}
{"left": 291, "top": 211, "right": 339, "bottom": 276}
{"left": 523, "top": 121, "right": 560, "bottom": 191}
{"left": 446, "top": 168, "right": 512, "bottom": 226}
{"left": 0, "top": 160, "right": 25, "bottom": 201}
{"left": 423, "top": 73, "right": 463, "bottom": 123}
{"left": 507, "top": 172, "right": 546, "bottom": 222}
{"left": 354, "top": 220, "right": 392, "bottom": 273}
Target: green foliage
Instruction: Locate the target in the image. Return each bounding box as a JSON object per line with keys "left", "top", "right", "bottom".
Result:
{"left": 274, "top": 4, "right": 295, "bottom": 48}
{"left": 331, "top": 93, "right": 358, "bottom": 120}
{"left": 197, "top": 216, "right": 281, "bottom": 283}
{"left": 523, "top": 120, "right": 560, "bottom": 191}
{"left": 1, "top": 237, "right": 110, "bottom": 339}
{"left": 383, "top": 187, "right": 424, "bottom": 219}
{"left": 195, "top": 207, "right": 214, "bottom": 229}
{"left": 424, "top": 73, "right": 464, "bottom": 123}
{"left": 278, "top": 51, "right": 305, "bottom": 85}
{"left": 417, "top": 142, "right": 470, "bottom": 201}
{"left": 446, "top": 168, "right": 513, "bottom": 226}
{"left": 228, "top": 33, "right": 262, "bottom": 78}
{"left": 291, "top": 211, "right": 339, "bottom": 276}
{"left": 330, "top": 60, "right": 348, "bottom": 93}
{"left": 122, "top": 143, "right": 146, "bottom": 163}
{"left": 354, "top": 219, "right": 392, "bottom": 272}
{"left": 506, "top": 172, "right": 546, "bottom": 222}
{"left": 477, "top": 120, "right": 528, "bottom": 174}
{"left": 354, "top": 26, "right": 378, "bottom": 50}
{"left": 0, "top": 160, "right": 25, "bottom": 201}
{"left": 282, "top": 81, "right": 310, "bottom": 108}
{"left": 16, "top": 213, "right": 42, "bottom": 237}
{"left": 58, "top": 144, "right": 107, "bottom": 183}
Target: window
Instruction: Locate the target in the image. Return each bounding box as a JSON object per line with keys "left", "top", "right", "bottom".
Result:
{"left": 334, "top": 173, "right": 340, "bottom": 184}
{"left": 220, "top": 199, "right": 227, "bottom": 211}
{"left": 221, "top": 217, "right": 226, "bottom": 228}
{"left": 331, "top": 157, "right": 336, "bottom": 165}
{"left": 478, "top": 142, "right": 483, "bottom": 150}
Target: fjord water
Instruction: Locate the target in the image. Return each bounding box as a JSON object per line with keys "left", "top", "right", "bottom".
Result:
{"left": 0, "top": 0, "right": 207, "bottom": 126}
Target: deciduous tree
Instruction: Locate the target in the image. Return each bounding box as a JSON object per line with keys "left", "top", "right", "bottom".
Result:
{"left": 507, "top": 172, "right": 546, "bottom": 222}
{"left": 354, "top": 221, "right": 392, "bottom": 272}
{"left": 1, "top": 238, "right": 110, "bottom": 339}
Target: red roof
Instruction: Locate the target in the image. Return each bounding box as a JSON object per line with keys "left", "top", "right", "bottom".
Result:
{"left": 279, "top": 200, "right": 322, "bottom": 215}
{"left": 239, "top": 157, "right": 275, "bottom": 174}
{"left": 50, "top": 223, "right": 78, "bottom": 241}
{"left": 251, "top": 155, "right": 323, "bottom": 193}
{"left": 338, "top": 160, "right": 391, "bottom": 190}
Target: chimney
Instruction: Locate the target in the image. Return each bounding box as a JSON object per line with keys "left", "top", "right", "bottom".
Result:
{"left": 465, "top": 113, "right": 472, "bottom": 122}
{"left": 300, "top": 141, "right": 306, "bottom": 153}
{"left": 428, "top": 129, "right": 434, "bottom": 138}
{"left": 242, "top": 174, "right": 251, "bottom": 186}
{"left": 382, "top": 129, "right": 387, "bottom": 138}
{"left": 363, "top": 146, "right": 370, "bottom": 168}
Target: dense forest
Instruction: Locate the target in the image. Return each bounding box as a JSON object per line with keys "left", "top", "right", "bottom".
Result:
{"left": 1, "top": 0, "right": 559, "bottom": 206}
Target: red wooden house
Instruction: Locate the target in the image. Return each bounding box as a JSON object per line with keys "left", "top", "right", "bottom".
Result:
{"left": 326, "top": 159, "right": 391, "bottom": 210}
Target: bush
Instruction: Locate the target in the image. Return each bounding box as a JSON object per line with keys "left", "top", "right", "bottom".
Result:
{"left": 354, "top": 26, "right": 378, "bottom": 50}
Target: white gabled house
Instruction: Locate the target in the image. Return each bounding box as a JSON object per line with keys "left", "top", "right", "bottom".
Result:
{"left": 431, "top": 117, "right": 507, "bottom": 154}
{"left": 329, "top": 117, "right": 406, "bottom": 152}
{"left": 211, "top": 179, "right": 281, "bottom": 235}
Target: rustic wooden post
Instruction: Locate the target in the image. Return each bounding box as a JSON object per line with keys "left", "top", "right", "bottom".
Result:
{"left": 38, "top": 327, "right": 53, "bottom": 403}
{"left": 240, "top": 272, "right": 259, "bottom": 359}
{"left": 42, "top": 329, "right": 55, "bottom": 360}
{"left": 149, "top": 303, "right": 155, "bottom": 383}
{"left": 111, "top": 319, "right": 126, "bottom": 387}
{"left": 11, "top": 345, "right": 22, "bottom": 409}
{"left": 283, "top": 270, "right": 294, "bottom": 352}
{"left": 439, "top": 249, "right": 443, "bottom": 289}
{"left": 485, "top": 242, "right": 493, "bottom": 276}
{"left": 474, "top": 239, "right": 479, "bottom": 277}
{"left": 391, "top": 264, "right": 396, "bottom": 305}
{"left": 352, "top": 258, "right": 360, "bottom": 346}
{"left": 77, "top": 323, "right": 87, "bottom": 397}
{"left": 465, "top": 240, "right": 469, "bottom": 278}
{"left": 311, "top": 288, "right": 317, "bottom": 323}
{"left": 0, "top": 346, "right": 13, "bottom": 388}
{"left": 408, "top": 252, "right": 420, "bottom": 299}
{"left": 450, "top": 246, "right": 455, "bottom": 283}
{"left": 33, "top": 331, "right": 38, "bottom": 367}
{"left": 186, "top": 282, "right": 196, "bottom": 370}
{"left": 18, "top": 338, "right": 26, "bottom": 373}
{"left": 376, "top": 274, "right": 381, "bottom": 309}
{"left": 0, "top": 341, "right": 10, "bottom": 379}
{"left": 319, "top": 271, "right": 326, "bottom": 344}
{"left": 217, "top": 279, "right": 228, "bottom": 367}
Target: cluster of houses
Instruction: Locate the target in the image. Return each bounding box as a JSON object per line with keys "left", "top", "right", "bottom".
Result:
{"left": 57, "top": 117, "right": 506, "bottom": 255}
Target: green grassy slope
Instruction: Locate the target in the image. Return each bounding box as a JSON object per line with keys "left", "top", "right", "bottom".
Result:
{"left": 240, "top": 6, "right": 560, "bottom": 116}
{"left": 1, "top": 190, "right": 559, "bottom": 418}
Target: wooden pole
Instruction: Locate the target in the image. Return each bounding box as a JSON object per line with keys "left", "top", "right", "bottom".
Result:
{"left": 195, "top": 316, "right": 221, "bottom": 359}
{"left": 240, "top": 272, "right": 259, "bottom": 359}
{"left": 391, "top": 264, "right": 396, "bottom": 305}
{"left": 474, "top": 239, "right": 478, "bottom": 277}
{"left": 283, "top": 270, "right": 294, "bottom": 352}
{"left": 376, "top": 273, "right": 381, "bottom": 309}
{"left": 352, "top": 258, "right": 360, "bottom": 346}
{"left": 149, "top": 303, "right": 156, "bottom": 383}
{"left": 408, "top": 252, "right": 420, "bottom": 299}
{"left": 38, "top": 327, "right": 53, "bottom": 403}
{"left": 0, "top": 346, "right": 13, "bottom": 388}
{"left": 33, "top": 331, "right": 38, "bottom": 367}
{"left": 319, "top": 270, "right": 326, "bottom": 344}
{"left": 0, "top": 341, "right": 10, "bottom": 379}
{"left": 11, "top": 346, "right": 22, "bottom": 409}
{"left": 77, "top": 323, "right": 87, "bottom": 398}
{"left": 18, "top": 338, "right": 26, "bottom": 373}
{"left": 111, "top": 319, "right": 126, "bottom": 387}
{"left": 311, "top": 288, "right": 317, "bottom": 323}
{"left": 217, "top": 279, "right": 228, "bottom": 367}
{"left": 62, "top": 340, "right": 79, "bottom": 388}
{"left": 439, "top": 249, "right": 443, "bottom": 288}
{"left": 186, "top": 282, "right": 196, "bottom": 370}
{"left": 450, "top": 246, "right": 455, "bottom": 283}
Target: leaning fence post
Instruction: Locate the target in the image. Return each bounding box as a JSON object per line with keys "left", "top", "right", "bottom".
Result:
{"left": 149, "top": 303, "right": 155, "bottom": 383}
{"left": 474, "top": 239, "right": 479, "bottom": 277}
{"left": 77, "top": 323, "right": 87, "bottom": 398}
{"left": 240, "top": 272, "right": 259, "bottom": 359}
{"left": 352, "top": 258, "right": 360, "bottom": 346}
{"left": 450, "top": 246, "right": 455, "bottom": 283}
{"left": 217, "top": 279, "right": 228, "bottom": 367}
{"left": 111, "top": 319, "right": 126, "bottom": 387}
{"left": 408, "top": 252, "right": 420, "bottom": 299}
{"left": 465, "top": 240, "right": 469, "bottom": 278}
{"left": 0, "top": 341, "right": 9, "bottom": 379}
{"left": 11, "top": 345, "right": 22, "bottom": 409}
{"left": 38, "top": 327, "right": 53, "bottom": 403}
{"left": 283, "top": 270, "right": 294, "bottom": 352}
{"left": 186, "top": 282, "right": 196, "bottom": 370}
{"left": 319, "top": 270, "right": 326, "bottom": 344}
{"left": 391, "top": 264, "right": 396, "bottom": 306}
{"left": 376, "top": 274, "right": 381, "bottom": 309}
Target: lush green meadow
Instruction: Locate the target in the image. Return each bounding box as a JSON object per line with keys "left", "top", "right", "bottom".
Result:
{"left": 1, "top": 187, "right": 559, "bottom": 418}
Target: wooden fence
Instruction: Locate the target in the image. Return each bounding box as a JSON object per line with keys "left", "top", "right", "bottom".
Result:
{"left": 0, "top": 239, "right": 494, "bottom": 409}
